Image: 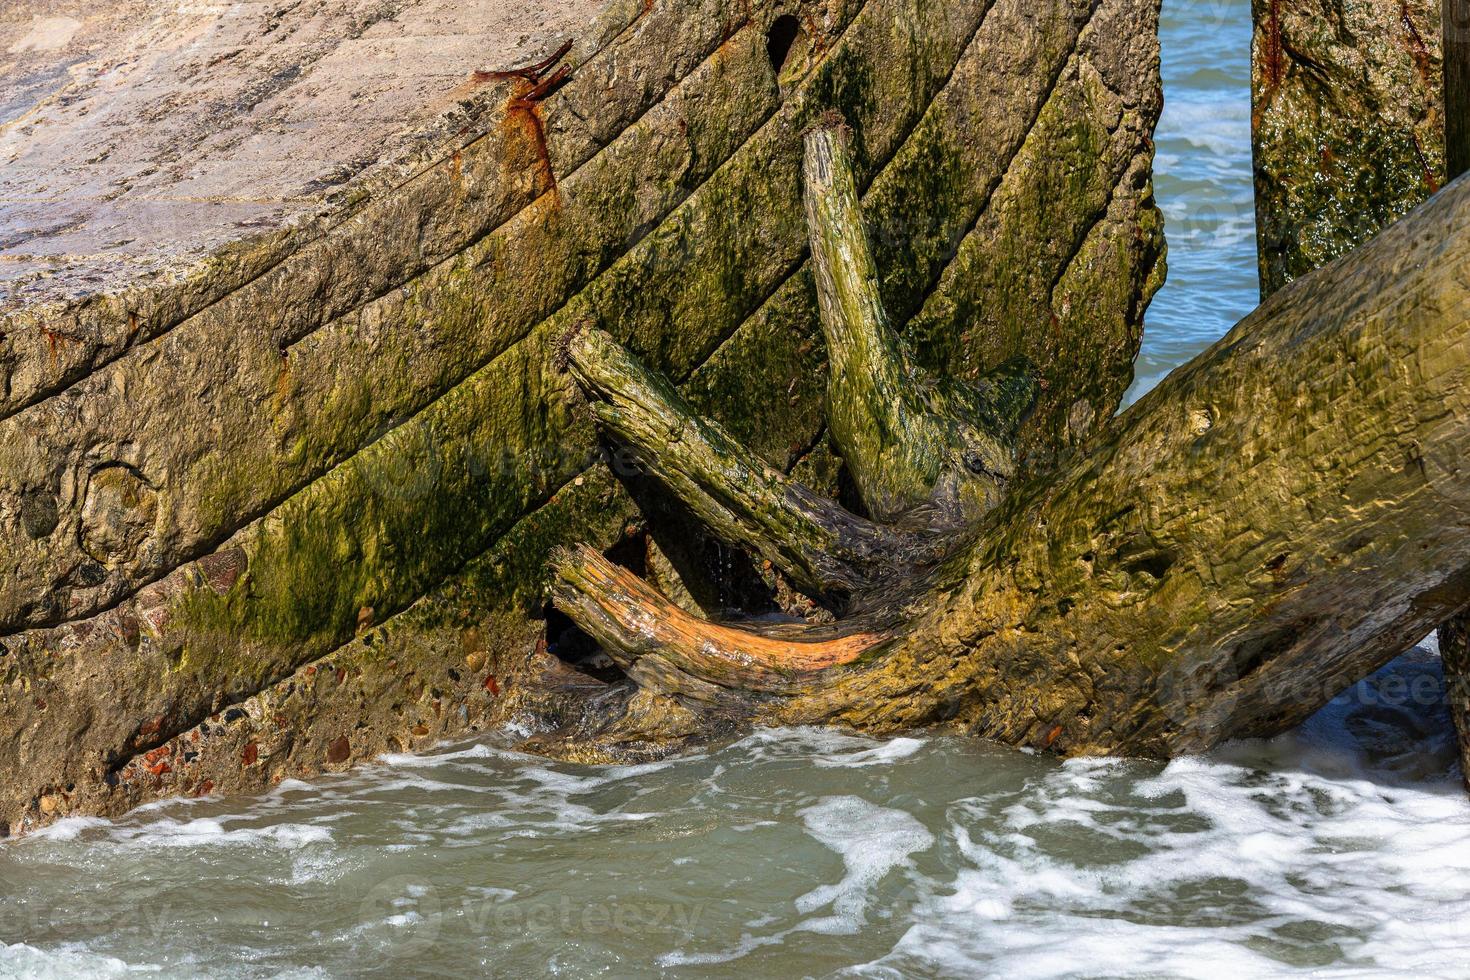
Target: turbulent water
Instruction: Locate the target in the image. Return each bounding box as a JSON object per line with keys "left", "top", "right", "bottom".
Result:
{"left": 6, "top": 2, "right": 1470, "bottom": 977}
{"left": 3, "top": 652, "right": 1467, "bottom": 978}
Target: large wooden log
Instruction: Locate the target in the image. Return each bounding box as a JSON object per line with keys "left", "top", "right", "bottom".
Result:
{"left": 561, "top": 323, "right": 907, "bottom": 605}
{"left": 551, "top": 126, "right": 1470, "bottom": 760}
{"left": 802, "top": 122, "right": 1032, "bottom": 525}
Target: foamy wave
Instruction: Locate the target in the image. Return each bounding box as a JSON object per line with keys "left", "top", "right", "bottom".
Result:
{"left": 795, "top": 796, "right": 934, "bottom": 924}
{"left": 855, "top": 656, "right": 1470, "bottom": 978}
{"left": 0, "top": 944, "right": 139, "bottom": 979}
{"left": 662, "top": 795, "right": 935, "bottom": 966}
{"left": 732, "top": 726, "right": 929, "bottom": 767}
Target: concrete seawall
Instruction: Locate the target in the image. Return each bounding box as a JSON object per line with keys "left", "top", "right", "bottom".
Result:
{"left": 0, "top": 0, "right": 1165, "bottom": 834}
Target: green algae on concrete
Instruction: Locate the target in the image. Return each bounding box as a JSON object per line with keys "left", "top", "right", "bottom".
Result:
{"left": 0, "top": 0, "right": 1166, "bottom": 835}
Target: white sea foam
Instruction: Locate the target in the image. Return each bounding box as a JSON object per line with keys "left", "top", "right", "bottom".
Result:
{"left": 794, "top": 796, "right": 935, "bottom": 925}
{"left": 30, "top": 816, "right": 112, "bottom": 842}
{"left": 0, "top": 945, "right": 138, "bottom": 979}
{"left": 26, "top": 815, "right": 334, "bottom": 854}
{"left": 812, "top": 736, "right": 927, "bottom": 768}
{"left": 110, "top": 818, "right": 333, "bottom": 850}
{"left": 879, "top": 756, "right": 1470, "bottom": 978}
{"left": 846, "top": 654, "right": 1470, "bottom": 978}
{"left": 661, "top": 796, "right": 935, "bottom": 967}
{"left": 376, "top": 742, "right": 503, "bottom": 767}
{"left": 730, "top": 726, "right": 928, "bottom": 766}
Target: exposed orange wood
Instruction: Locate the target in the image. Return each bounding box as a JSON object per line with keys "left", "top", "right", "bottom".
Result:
{"left": 561, "top": 546, "right": 882, "bottom": 682}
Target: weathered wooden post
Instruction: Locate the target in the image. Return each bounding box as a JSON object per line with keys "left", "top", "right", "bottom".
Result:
{"left": 1438, "top": 0, "right": 1470, "bottom": 789}
{"left": 1250, "top": 0, "right": 1445, "bottom": 297}
{"left": 1447, "top": 1, "right": 1470, "bottom": 175}
{"left": 1250, "top": 0, "right": 1470, "bottom": 791}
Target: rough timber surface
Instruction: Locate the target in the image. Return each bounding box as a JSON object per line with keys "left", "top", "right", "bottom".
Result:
{"left": 0, "top": 0, "right": 1165, "bottom": 834}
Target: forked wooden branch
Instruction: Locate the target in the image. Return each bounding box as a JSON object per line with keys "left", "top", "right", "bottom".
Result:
{"left": 547, "top": 112, "right": 1470, "bottom": 762}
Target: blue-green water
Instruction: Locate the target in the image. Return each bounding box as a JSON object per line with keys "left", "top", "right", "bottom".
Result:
{"left": 6, "top": 3, "right": 1469, "bottom": 978}
{"left": 1128, "top": 0, "right": 1259, "bottom": 404}
{"left": 3, "top": 652, "right": 1466, "bottom": 979}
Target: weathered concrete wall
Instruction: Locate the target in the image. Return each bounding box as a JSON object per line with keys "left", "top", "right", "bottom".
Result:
{"left": 0, "top": 0, "right": 1165, "bottom": 834}
{"left": 1250, "top": 0, "right": 1444, "bottom": 297}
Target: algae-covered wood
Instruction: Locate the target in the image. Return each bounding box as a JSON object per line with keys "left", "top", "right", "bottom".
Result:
{"left": 1250, "top": 0, "right": 1470, "bottom": 791}
{"left": 553, "top": 126, "right": 1470, "bottom": 761}
{"left": 1250, "top": 0, "right": 1445, "bottom": 297}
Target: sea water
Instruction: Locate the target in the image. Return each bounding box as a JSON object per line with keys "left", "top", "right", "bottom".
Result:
{"left": 5, "top": 2, "right": 1468, "bottom": 976}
